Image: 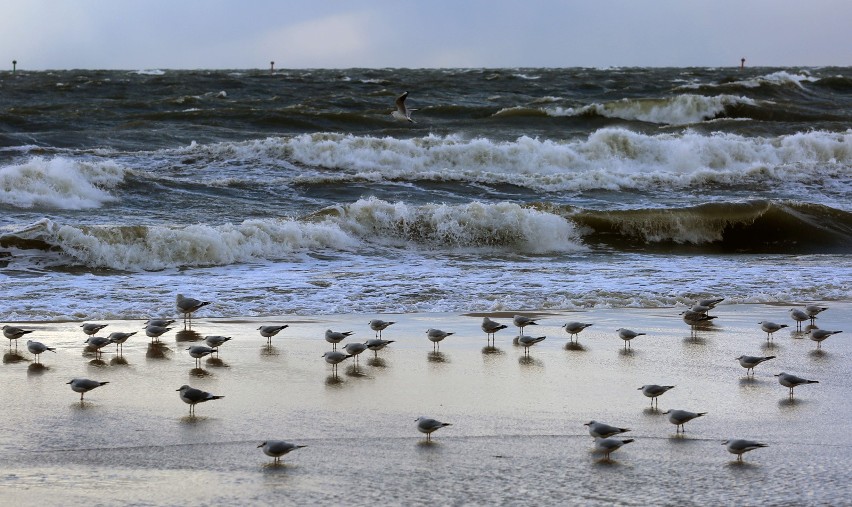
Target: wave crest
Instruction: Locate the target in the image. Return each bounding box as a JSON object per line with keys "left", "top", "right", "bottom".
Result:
{"left": 545, "top": 94, "right": 756, "bottom": 125}
{"left": 0, "top": 157, "right": 126, "bottom": 209}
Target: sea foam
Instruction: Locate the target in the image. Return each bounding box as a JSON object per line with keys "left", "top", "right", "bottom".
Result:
{"left": 0, "top": 157, "right": 126, "bottom": 209}
{"left": 544, "top": 94, "right": 756, "bottom": 125}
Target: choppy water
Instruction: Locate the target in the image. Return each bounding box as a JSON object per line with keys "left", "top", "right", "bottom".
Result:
{"left": 1, "top": 67, "right": 851, "bottom": 319}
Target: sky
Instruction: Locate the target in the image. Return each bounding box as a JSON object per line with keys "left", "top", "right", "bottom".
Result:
{"left": 1, "top": 0, "right": 850, "bottom": 70}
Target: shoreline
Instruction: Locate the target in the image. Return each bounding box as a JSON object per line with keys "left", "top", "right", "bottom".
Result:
{"left": 2, "top": 303, "right": 850, "bottom": 505}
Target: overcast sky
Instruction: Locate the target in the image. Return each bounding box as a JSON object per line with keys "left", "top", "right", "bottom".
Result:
{"left": 2, "top": 0, "right": 850, "bottom": 70}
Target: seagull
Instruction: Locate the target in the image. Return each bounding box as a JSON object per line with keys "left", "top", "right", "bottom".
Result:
{"left": 759, "top": 321, "right": 788, "bottom": 340}
{"left": 369, "top": 319, "right": 395, "bottom": 339}
{"left": 85, "top": 336, "right": 112, "bottom": 357}
{"left": 176, "top": 384, "right": 223, "bottom": 416}
{"left": 81, "top": 323, "right": 108, "bottom": 336}
{"left": 735, "top": 355, "right": 776, "bottom": 375}
{"left": 513, "top": 315, "right": 540, "bottom": 337}
{"left": 481, "top": 317, "right": 508, "bottom": 345}
{"left": 67, "top": 378, "right": 109, "bottom": 402}
{"left": 517, "top": 335, "right": 546, "bottom": 355}
{"left": 426, "top": 328, "right": 454, "bottom": 351}
{"left": 584, "top": 420, "right": 631, "bottom": 440}
{"left": 593, "top": 437, "right": 634, "bottom": 460}
{"left": 365, "top": 338, "right": 394, "bottom": 357}
{"left": 697, "top": 297, "right": 724, "bottom": 309}
{"left": 663, "top": 409, "right": 707, "bottom": 433}
{"left": 325, "top": 329, "right": 353, "bottom": 350}
{"left": 186, "top": 345, "right": 217, "bottom": 367}
{"left": 392, "top": 91, "right": 417, "bottom": 123}
{"left": 808, "top": 328, "right": 842, "bottom": 349}
{"left": 144, "top": 318, "right": 175, "bottom": 328}
{"left": 2, "top": 325, "right": 34, "bottom": 347}
{"left": 176, "top": 294, "right": 211, "bottom": 325}
{"left": 258, "top": 441, "right": 307, "bottom": 464}
{"left": 689, "top": 304, "right": 713, "bottom": 314}
{"left": 775, "top": 372, "right": 819, "bottom": 398}
{"left": 681, "top": 311, "right": 716, "bottom": 334}
{"left": 617, "top": 328, "right": 645, "bottom": 348}
{"left": 805, "top": 304, "right": 827, "bottom": 324}
{"left": 723, "top": 439, "right": 768, "bottom": 462}
{"left": 322, "top": 351, "right": 353, "bottom": 375}
{"left": 415, "top": 416, "right": 451, "bottom": 441}
{"left": 563, "top": 322, "right": 593, "bottom": 343}
{"left": 204, "top": 335, "right": 232, "bottom": 351}
{"left": 789, "top": 308, "right": 810, "bottom": 331}
{"left": 144, "top": 324, "right": 172, "bottom": 342}
{"left": 106, "top": 331, "right": 136, "bottom": 354}
{"left": 638, "top": 384, "right": 675, "bottom": 408}
{"left": 343, "top": 342, "right": 368, "bottom": 364}
{"left": 258, "top": 325, "right": 288, "bottom": 345}
{"left": 26, "top": 340, "right": 56, "bottom": 363}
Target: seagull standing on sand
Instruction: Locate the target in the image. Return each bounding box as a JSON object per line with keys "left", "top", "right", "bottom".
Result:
{"left": 204, "top": 335, "right": 232, "bottom": 352}
{"left": 176, "top": 294, "right": 211, "bottom": 326}
{"left": 513, "top": 315, "right": 540, "bottom": 337}
{"left": 26, "top": 340, "right": 56, "bottom": 363}
{"left": 186, "top": 345, "right": 217, "bottom": 367}
{"left": 144, "top": 324, "right": 172, "bottom": 342}
{"left": 322, "top": 351, "right": 353, "bottom": 375}
{"left": 2, "top": 325, "right": 34, "bottom": 347}
{"left": 584, "top": 420, "right": 631, "bottom": 440}
{"left": 176, "top": 384, "right": 223, "bottom": 416}
{"left": 85, "top": 336, "right": 112, "bottom": 358}
{"left": 518, "top": 335, "right": 546, "bottom": 355}
{"left": 259, "top": 325, "right": 288, "bottom": 345}
{"left": 808, "top": 328, "right": 842, "bottom": 349}
{"left": 617, "top": 328, "right": 645, "bottom": 348}
{"left": 426, "top": 328, "right": 454, "bottom": 352}
{"left": 681, "top": 311, "right": 716, "bottom": 335}
{"left": 415, "top": 416, "right": 451, "bottom": 441}
{"left": 789, "top": 308, "right": 810, "bottom": 331}
{"left": 775, "top": 372, "right": 819, "bottom": 398}
{"left": 145, "top": 319, "right": 175, "bottom": 328}
{"left": 325, "top": 329, "right": 353, "bottom": 350}
{"left": 481, "top": 317, "right": 508, "bottom": 345}
{"left": 723, "top": 439, "right": 768, "bottom": 462}
{"left": 369, "top": 319, "right": 395, "bottom": 339}
{"left": 67, "top": 378, "right": 109, "bottom": 402}
{"left": 81, "top": 323, "right": 108, "bottom": 336}
{"left": 639, "top": 384, "right": 675, "bottom": 408}
{"left": 593, "top": 437, "right": 634, "bottom": 460}
{"left": 343, "top": 342, "right": 368, "bottom": 365}
{"left": 258, "top": 441, "right": 307, "bottom": 464}
{"left": 663, "top": 409, "right": 707, "bottom": 433}
{"left": 759, "top": 321, "right": 788, "bottom": 340}
{"left": 392, "top": 91, "right": 416, "bottom": 123}
{"left": 563, "top": 322, "right": 593, "bottom": 343}
{"left": 365, "top": 338, "right": 394, "bottom": 357}
{"left": 736, "top": 355, "right": 775, "bottom": 375}
{"left": 805, "top": 304, "right": 827, "bottom": 324}
{"left": 106, "top": 331, "right": 136, "bottom": 354}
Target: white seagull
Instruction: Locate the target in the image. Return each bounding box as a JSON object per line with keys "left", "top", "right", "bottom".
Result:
{"left": 176, "top": 384, "right": 223, "bottom": 416}
{"left": 594, "top": 437, "right": 634, "bottom": 460}
{"left": 617, "top": 328, "right": 645, "bottom": 348}
{"left": 563, "top": 322, "right": 593, "bottom": 343}
{"left": 808, "top": 328, "right": 842, "bottom": 349}
{"left": 759, "top": 321, "right": 788, "bottom": 340}
{"left": 81, "top": 323, "right": 108, "bottom": 336}
{"left": 481, "top": 317, "right": 508, "bottom": 345}
{"left": 723, "top": 439, "right": 768, "bottom": 462}
{"left": 392, "top": 91, "right": 417, "bottom": 123}
{"left": 26, "top": 340, "right": 56, "bottom": 363}
{"left": 369, "top": 319, "right": 395, "bottom": 339}
{"left": 735, "top": 355, "right": 775, "bottom": 375}
{"left": 518, "top": 334, "right": 546, "bottom": 355}
{"left": 176, "top": 294, "right": 211, "bottom": 325}
{"left": 663, "top": 409, "right": 707, "bottom": 433}
{"left": 2, "top": 325, "right": 34, "bottom": 347}
{"left": 258, "top": 325, "right": 288, "bottom": 345}
{"left": 638, "top": 384, "right": 675, "bottom": 408}
{"left": 426, "top": 328, "right": 454, "bottom": 351}
{"left": 584, "top": 420, "right": 631, "bottom": 440}
{"left": 322, "top": 350, "right": 353, "bottom": 375}
{"left": 67, "top": 378, "right": 109, "bottom": 401}
{"left": 365, "top": 338, "right": 394, "bottom": 357}
{"left": 106, "top": 331, "right": 136, "bottom": 354}
{"left": 415, "top": 416, "right": 451, "bottom": 441}
{"left": 258, "top": 440, "right": 307, "bottom": 464}
{"left": 775, "top": 372, "right": 818, "bottom": 398}
{"left": 325, "top": 329, "right": 354, "bottom": 350}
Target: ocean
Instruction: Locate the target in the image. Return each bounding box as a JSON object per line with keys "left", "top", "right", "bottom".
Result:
{"left": 2, "top": 66, "right": 852, "bottom": 505}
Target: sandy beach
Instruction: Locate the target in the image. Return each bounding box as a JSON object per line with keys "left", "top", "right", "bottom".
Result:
{"left": 1, "top": 303, "right": 850, "bottom": 505}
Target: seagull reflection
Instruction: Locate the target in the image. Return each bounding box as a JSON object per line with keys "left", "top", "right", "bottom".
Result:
{"left": 110, "top": 355, "right": 129, "bottom": 366}
{"left": 260, "top": 344, "right": 279, "bottom": 357}
{"left": 519, "top": 355, "right": 543, "bottom": 367}
{"left": 175, "top": 329, "right": 202, "bottom": 342}
{"left": 206, "top": 357, "right": 228, "bottom": 368}
{"left": 345, "top": 364, "right": 368, "bottom": 378}
{"left": 481, "top": 345, "right": 503, "bottom": 355}
{"left": 3, "top": 351, "right": 26, "bottom": 364}
{"left": 427, "top": 351, "right": 448, "bottom": 363}
{"left": 564, "top": 342, "right": 586, "bottom": 351}
{"left": 367, "top": 357, "right": 387, "bottom": 368}
{"left": 88, "top": 358, "right": 107, "bottom": 367}
{"left": 325, "top": 375, "right": 345, "bottom": 387}
{"left": 190, "top": 367, "right": 212, "bottom": 378}
{"left": 27, "top": 362, "right": 48, "bottom": 375}
{"left": 146, "top": 342, "right": 171, "bottom": 359}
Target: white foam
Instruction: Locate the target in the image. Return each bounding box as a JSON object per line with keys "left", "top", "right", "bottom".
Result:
{"left": 0, "top": 156, "right": 126, "bottom": 209}
{"left": 544, "top": 94, "right": 756, "bottom": 125}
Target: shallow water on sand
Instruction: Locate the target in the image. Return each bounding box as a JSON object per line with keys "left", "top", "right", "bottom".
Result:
{"left": 1, "top": 304, "right": 850, "bottom": 505}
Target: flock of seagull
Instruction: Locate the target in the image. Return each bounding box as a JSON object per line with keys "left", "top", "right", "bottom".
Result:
{"left": 2, "top": 294, "right": 844, "bottom": 463}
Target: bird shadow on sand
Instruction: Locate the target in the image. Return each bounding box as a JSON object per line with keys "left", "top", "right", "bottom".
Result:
{"left": 189, "top": 367, "right": 212, "bottom": 378}
{"left": 564, "top": 342, "right": 586, "bottom": 352}
{"left": 110, "top": 356, "right": 129, "bottom": 366}
{"left": 428, "top": 351, "right": 449, "bottom": 364}
{"left": 367, "top": 357, "right": 388, "bottom": 368}
{"left": 27, "top": 363, "right": 48, "bottom": 375}
{"left": 260, "top": 345, "right": 280, "bottom": 358}
{"left": 325, "top": 375, "right": 346, "bottom": 388}
{"left": 808, "top": 349, "right": 828, "bottom": 360}
{"left": 179, "top": 415, "right": 212, "bottom": 425}
{"left": 416, "top": 440, "right": 443, "bottom": 450}
{"left": 518, "top": 355, "right": 543, "bottom": 368}
{"left": 205, "top": 357, "right": 228, "bottom": 368}
{"left": 175, "top": 329, "right": 202, "bottom": 342}
{"left": 3, "top": 351, "right": 27, "bottom": 364}
{"left": 725, "top": 460, "right": 759, "bottom": 469}
{"left": 481, "top": 346, "right": 503, "bottom": 355}
{"left": 146, "top": 343, "right": 171, "bottom": 360}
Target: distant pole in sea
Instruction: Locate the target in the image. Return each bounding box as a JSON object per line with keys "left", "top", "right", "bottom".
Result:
{"left": 12, "top": 60, "right": 16, "bottom": 74}
{"left": 270, "top": 61, "right": 274, "bottom": 74}
{"left": 740, "top": 57, "right": 745, "bottom": 70}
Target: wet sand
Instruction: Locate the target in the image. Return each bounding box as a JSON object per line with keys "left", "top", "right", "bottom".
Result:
{"left": 2, "top": 303, "right": 851, "bottom": 505}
